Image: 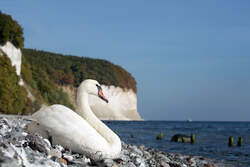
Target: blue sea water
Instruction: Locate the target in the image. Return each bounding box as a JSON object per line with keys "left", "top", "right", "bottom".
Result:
{"left": 105, "top": 121, "right": 250, "bottom": 167}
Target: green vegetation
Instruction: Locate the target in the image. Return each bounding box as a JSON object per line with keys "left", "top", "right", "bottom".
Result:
{"left": 19, "top": 49, "right": 136, "bottom": 114}
{"left": 22, "top": 49, "right": 137, "bottom": 92}
{"left": 0, "top": 11, "right": 24, "bottom": 48}
{"left": 21, "top": 51, "right": 74, "bottom": 111}
{"left": 0, "top": 50, "right": 27, "bottom": 114}
{"left": 20, "top": 48, "right": 136, "bottom": 113}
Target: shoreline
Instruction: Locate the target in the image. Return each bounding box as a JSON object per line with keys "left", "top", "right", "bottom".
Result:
{"left": 0, "top": 115, "right": 233, "bottom": 167}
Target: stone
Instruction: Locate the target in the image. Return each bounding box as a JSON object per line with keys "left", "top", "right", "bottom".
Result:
{"left": 59, "top": 157, "right": 67, "bottom": 165}
{"left": 139, "top": 145, "right": 145, "bottom": 150}
{"left": 143, "top": 151, "right": 151, "bottom": 159}
{"left": 43, "top": 138, "right": 51, "bottom": 148}
{"left": 122, "top": 141, "right": 128, "bottom": 148}
{"left": 49, "top": 148, "right": 62, "bottom": 159}
{"left": 21, "top": 132, "right": 28, "bottom": 136}
{"left": 135, "top": 157, "right": 142, "bottom": 165}
{"left": 130, "top": 152, "right": 137, "bottom": 158}
{"left": 128, "top": 145, "right": 143, "bottom": 156}
{"left": 168, "top": 162, "right": 182, "bottom": 167}
{"left": 55, "top": 144, "right": 64, "bottom": 152}
{"left": 82, "top": 156, "right": 91, "bottom": 164}
{"left": 123, "top": 162, "right": 137, "bottom": 167}
{"left": 26, "top": 134, "right": 51, "bottom": 154}
{"left": 156, "top": 153, "right": 171, "bottom": 163}
{"left": 119, "top": 154, "right": 130, "bottom": 162}
{"left": 160, "top": 161, "right": 170, "bottom": 167}
{"left": 103, "top": 158, "right": 115, "bottom": 167}
{"left": 63, "top": 154, "right": 74, "bottom": 161}
{"left": 171, "top": 134, "right": 191, "bottom": 143}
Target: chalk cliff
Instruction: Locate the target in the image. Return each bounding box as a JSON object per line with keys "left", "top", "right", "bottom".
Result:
{"left": 0, "top": 42, "right": 24, "bottom": 86}
{"left": 0, "top": 42, "right": 22, "bottom": 75}
{"left": 0, "top": 42, "right": 36, "bottom": 101}
{"left": 89, "top": 85, "right": 141, "bottom": 120}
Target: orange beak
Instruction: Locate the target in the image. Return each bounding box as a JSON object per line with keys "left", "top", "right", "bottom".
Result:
{"left": 98, "top": 89, "right": 109, "bottom": 103}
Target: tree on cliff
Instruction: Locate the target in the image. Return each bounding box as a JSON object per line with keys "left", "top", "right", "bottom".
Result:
{"left": 0, "top": 11, "right": 24, "bottom": 48}
{"left": 22, "top": 49, "right": 137, "bottom": 93}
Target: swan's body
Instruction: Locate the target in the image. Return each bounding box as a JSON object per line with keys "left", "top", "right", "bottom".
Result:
{"left": 28, "top": 79, "right": 121, "bottom": 160}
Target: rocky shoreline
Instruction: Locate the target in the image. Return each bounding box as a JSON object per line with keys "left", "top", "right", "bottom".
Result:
{"left": 0, "top": 115, "right": 232, "bottom": 167}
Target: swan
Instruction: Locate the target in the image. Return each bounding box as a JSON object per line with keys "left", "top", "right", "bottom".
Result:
{"left": 27, "top": 79, "right": 121, "bottom": 160}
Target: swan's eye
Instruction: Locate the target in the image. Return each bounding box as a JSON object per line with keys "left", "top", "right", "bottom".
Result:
{"left": 96, "top": 84, "right": 101, "bottom": 90}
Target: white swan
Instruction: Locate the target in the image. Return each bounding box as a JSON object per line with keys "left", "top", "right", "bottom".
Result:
{"left": 27, "top": 79, "right": 121, "bottom": 160}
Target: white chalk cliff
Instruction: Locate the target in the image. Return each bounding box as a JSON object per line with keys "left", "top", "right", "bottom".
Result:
{"left": 0, "top": 41, "right": 35, "bottom": 101}
{"left": 0, "top": 42, "right": 22, "bottom": 76}
{"left": 0, "top": 41, "right": 23, "bottom": 85}
{"left": 89, "top": 85, "right": 141, "bottom": 120}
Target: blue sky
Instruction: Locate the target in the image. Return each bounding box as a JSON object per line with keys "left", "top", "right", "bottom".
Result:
{"left": 1, "top": 0, "right": 250, "bottom": 121}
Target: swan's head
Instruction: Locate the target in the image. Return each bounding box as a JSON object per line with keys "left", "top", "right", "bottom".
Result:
{"left": 81, "top": 79, "right": 109, "bottom": 103}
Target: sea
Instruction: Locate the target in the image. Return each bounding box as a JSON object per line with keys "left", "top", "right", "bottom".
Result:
{"left": 105, "top": 121, "right": 250, "bottom": 167}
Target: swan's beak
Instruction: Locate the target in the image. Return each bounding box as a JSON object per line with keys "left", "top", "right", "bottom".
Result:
{"left": 98, "top": 89, "right": 109, "bottom": 103}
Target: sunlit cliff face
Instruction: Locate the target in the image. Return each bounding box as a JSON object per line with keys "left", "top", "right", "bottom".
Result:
{"left": 0, "top": 42, "right": 24, "bottom": 86}
{"left": 88, "top": 85, "right": 141, "bottom": 120}
{"left": 0, "top": 42, "right": 22, "bottom": 76}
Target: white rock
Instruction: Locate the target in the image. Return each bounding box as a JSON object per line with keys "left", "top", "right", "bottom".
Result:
{"left": 130, "top": 152, "right": 137, "bottom": 158}
{"left": 48, "top": 149, "right": 62, "bottom": 159}
{"left": 63, "top": 154, "right": 73, "bottom": 161}
{"left": 123, "top": 162, "right": 137, "bottom": 167}
{"left": 103, "top": 158, "right": 115, "bottom": 167}
{"left": 2, "top": 145, "right": 16, "bottom": 158}
{"left": 55, "top": 145, "right": 64, "bottom": 152}
{"left": 139, "top": 162, "right": 146, "bottom": 167}
{"left": 21, "top": 132, "right": 28, "bottom": 136}
{"left": 82, "top": 157, "right": 91, "bottom": 163}
{"left": 0, "top": 42, "right": 22, "bottom": 76}
{"left": 160, "top": 161, "right": 170, "bottom": 167}
{"left": 43, "top": 139, "right": 51, "bottom": 148}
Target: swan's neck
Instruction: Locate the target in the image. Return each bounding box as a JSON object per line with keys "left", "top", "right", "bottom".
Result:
{"left": 76, "top": 89, "right": 120, "bottom": 146}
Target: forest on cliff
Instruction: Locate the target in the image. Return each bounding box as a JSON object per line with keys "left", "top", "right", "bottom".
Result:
{"left": 0, "top": 11, "right": 136, "bottom": 115}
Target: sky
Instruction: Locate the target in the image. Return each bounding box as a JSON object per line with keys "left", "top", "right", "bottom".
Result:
{"left": 1, "top": 0, "right": 250, "bottom": 121}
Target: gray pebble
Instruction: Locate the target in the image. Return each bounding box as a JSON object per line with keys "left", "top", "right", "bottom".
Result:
{"left": 49, "top": 148, "right": 62, "bottom": 159}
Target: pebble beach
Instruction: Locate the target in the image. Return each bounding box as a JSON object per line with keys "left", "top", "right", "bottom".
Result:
{"left": 0, "top": 115, "right": 233, "bottom": 167}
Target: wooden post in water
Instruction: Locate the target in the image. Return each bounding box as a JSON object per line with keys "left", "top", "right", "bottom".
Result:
{"left": 156, "top": 132, "right": 163, "bottom": 140}
{"left": 228, "top": 136, "right": 234, "bottom": 147}
{"left": 237, "top": 137, "right": 243, "bottom": 147}
{"left": 181, "top": 137, "right": 185, "bottom": 143}
{"left": 191, "top": 134, "right": 195, "bottom": 144}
